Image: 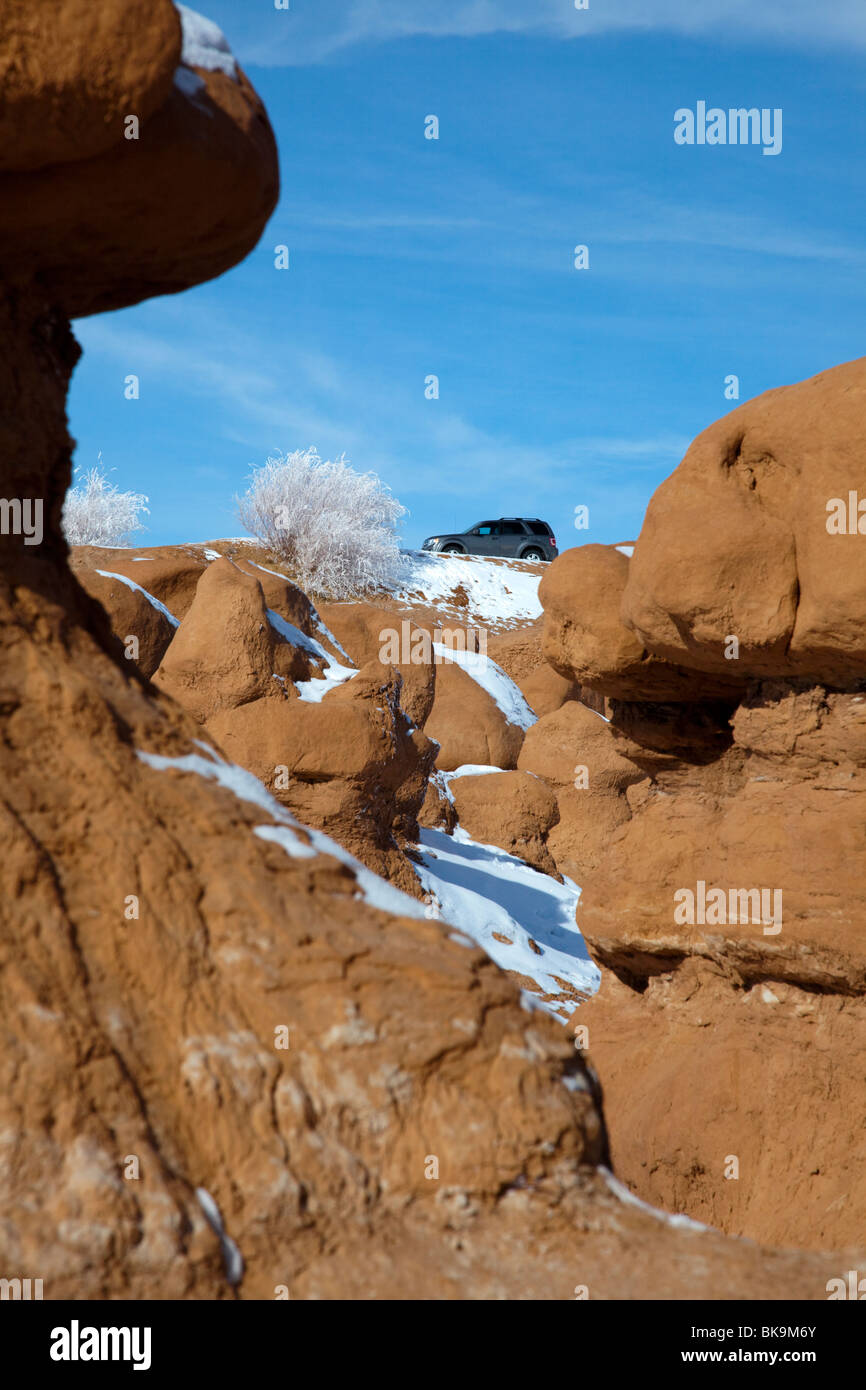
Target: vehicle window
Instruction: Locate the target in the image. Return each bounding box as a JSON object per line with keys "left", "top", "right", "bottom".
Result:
{"left": 476, "top": 522, "right": 498, "bottom": 536}
{"left": 499, "top": 521, "right": 525, "bottom": 535}
{"left": 527, "top": 521, "right": 550, "bottom": 535}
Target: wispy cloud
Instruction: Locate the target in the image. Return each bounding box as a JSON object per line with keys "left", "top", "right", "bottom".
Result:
{"left": 74, "top": 308, "right": 686, "bottom": 521}
{"left": 214, "top": 0, "right": 866, "bottom": 67}
{"left": 77, "top": 315, "right": 359, "bottom": 450}
{"left": 285, "top": 211, "right": 486, "bottom": 233}
{"left": 281, "top": 184, "right": 866, "bottom": 288}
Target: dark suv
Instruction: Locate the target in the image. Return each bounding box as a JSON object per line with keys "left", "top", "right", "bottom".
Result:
{"left": 421, "top": 518, "right": 558, "bottom": 561}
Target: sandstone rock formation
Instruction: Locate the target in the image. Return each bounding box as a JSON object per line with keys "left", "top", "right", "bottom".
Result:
{"left": 0, "top": 1, "right": 278, "bottom": 317}
{"left": 2, "top": 0, "right": 862, "bottom": 1303}
{"left": 154, "top": 558, "right": 307, "bottom": 718}
{"left": 425, "top": 659, "right": 526, "bottom": 770}
{"left": 148, "top": 559, "right": 435, "bottom": 895}
{"left": 576, "top": 680, "right": 866, "bottom": 1248}
{"left": 207, "top": 661, "right": 436, "bottom": 897}
{"left": 418, "top": 771, "right": 460, "bottom": 832}
{"left": 317, "top": 601, "right": 437, "bottom": 728}
{"left": 622, "top": 357, "right": 866, "bottom": 686}
{"left": 518, "top": 699, "right": 645, "bottom": 881}
{"left": 75, "top": 566, "right": 177, "bottom": 678}
{"left": 519, "top": 663, "right": 583, "bottom": 718}
{"left": 234, "top": 557, "right": 324, "bottom": 647}
{"left": 0, "top": 0, "right": 181, "bottom": 172}
{"left": 70, "top": 545, "right": 209, "bottom": 620}
{"left": 540, "top": 359, "right": 866, "bottom": 1252}
{"left": 447, "top": 770, "right": 561, "bottom": 876}
{"left": 583, "top": 961, "right": 866, "bottom": 1251}
{"left": 541, "top": 544, "right": 740, "bottom": 701}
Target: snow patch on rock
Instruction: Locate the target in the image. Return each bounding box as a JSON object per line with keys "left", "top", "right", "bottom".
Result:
{"left": 173, "top": 65, "right": 207, "bottom": 102}
{"left": 432, "top": 644, "right": 537, "bottom": 731}
{"left": 599, "top": 1167, "right": 712, "bottom": 1233}
{"left": 137, "top": 743, "right": 317, "bottom": 856}
{"left": 195, "top": 1187, "right": 244, "bottom": 1286}
{"left": 96, "top": 570, "right": 179, "bottom": 627}
{"left": 137, "top": 743, "right": 597, "bottom": 1017}
{"left": 265, "top": 608, "right": 358, "bottom": 702}
{"left": 176, "top": 4, "right": 238, "bottom": 77}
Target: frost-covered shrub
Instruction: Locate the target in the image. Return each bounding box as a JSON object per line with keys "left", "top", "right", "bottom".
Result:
{"left": 62, "top": 458, "right": 150, "bottom": 547}
{"left": 236, "top": 447, "right": 407, "bottom": 598}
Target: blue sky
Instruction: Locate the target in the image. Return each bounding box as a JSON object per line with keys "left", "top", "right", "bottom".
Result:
{"left": 69, "top": 1, "right": 866, "bottom": 550}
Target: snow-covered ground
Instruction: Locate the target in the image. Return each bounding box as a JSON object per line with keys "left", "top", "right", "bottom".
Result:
{"left": 121, "top": 540, "right": 599, "bottom": 1017}
{"left": 170, "top": 541, "right": 542, "bottom": 631}
{"left": 415, "top": 827, "right": 598, "bottom": 1018}
{"left": 138, "top": 743, "right": 598, "bottom": 1021}
{"left": 388, "top": 550, "right": 543, "bottom": 629}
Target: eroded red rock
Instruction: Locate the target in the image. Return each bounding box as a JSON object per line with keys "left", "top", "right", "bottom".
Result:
{"left": 541, "top": 544, "right": 740, "bottom": 702}
{"left": 1, "top": 3, "right": 862, "bottom": 1303}
{"left": 426, "top": 659, "right": 526, "bottom": 771}
{"left": 536, "top": 365, "right": 866, "bottom": 1253}
{"left": 448, "top": 770, "right": 561, "bottom": 877}
{"left": 622, "top": 357, "right": 866, "bottom": 686}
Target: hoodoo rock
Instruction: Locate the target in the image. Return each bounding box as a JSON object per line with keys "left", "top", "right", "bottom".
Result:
{"left": 153, "top": 557, "right": 324, "bottom": 720}
{"left": 207, "top": 662, "right": 437, "bottom": 897}
{"left": 150, "top": 560, "right": 435, "bottom": 894}
{"left": 2, "top": 0, "right": 863, "bottom": 1301}
{"left": 622, "top": 357, "right": 866, "bottom": 686}
{"left": 517, "top": 699, "right": 645, "bottom": 881}
{"left": 0, "top": 3, "right": 278, "bottom": 317}
{"left": 540, "top": 358, "right": 866, "bottom": 1252}
{"left": 447, "top": 770, "right": 561, "bottom": 877}
{"left": 316, "top": 601, "right": 437, "bottom": 729}
{"left": 426, "top": 659, "right": 527, "bottom": 771}
{"left": 540, "top": 544, "right": 740, "bottom": 702}
{"left": 76, "top": 566, "right": 178, "bottom": 678}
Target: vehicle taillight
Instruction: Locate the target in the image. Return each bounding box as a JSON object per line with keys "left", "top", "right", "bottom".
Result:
{"left": 549, "top": 535, "right": 556, "bottom": 547}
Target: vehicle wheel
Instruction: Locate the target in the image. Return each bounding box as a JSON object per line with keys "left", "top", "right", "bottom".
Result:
{"left": 441, "top": 544, "right": 464, "bottom": 553}
{"left": 522, "top": 547, "right": 545, "bottom": 561}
